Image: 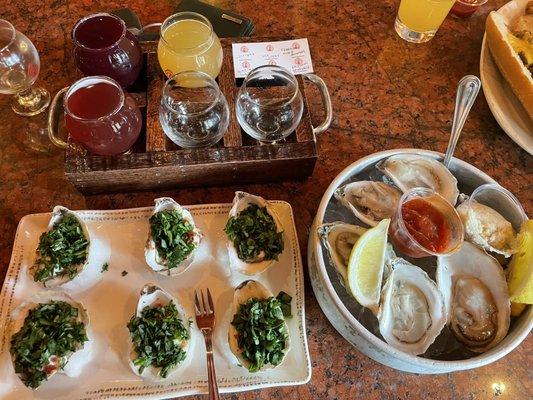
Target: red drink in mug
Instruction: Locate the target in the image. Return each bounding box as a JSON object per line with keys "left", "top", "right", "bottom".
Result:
{"left": 64, "top": 76, "right": 142, "bottom": 156}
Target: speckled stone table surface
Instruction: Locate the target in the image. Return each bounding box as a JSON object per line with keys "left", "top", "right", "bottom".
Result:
{"left": 1, "top": 0, "right": 532, "bottom": 399}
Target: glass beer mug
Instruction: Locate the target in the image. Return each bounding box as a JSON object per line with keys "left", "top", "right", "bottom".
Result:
{"left": 48, "top": 76, "right": 142, "bottom": 156}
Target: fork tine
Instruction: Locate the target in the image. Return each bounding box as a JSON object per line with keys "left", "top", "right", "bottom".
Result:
{"left": 194, "top": 290, "right": 203, "bottom": 315}
{"left": 207, "top": 288, "right": 215, "bottom": 315}
{"left": 201, "top": 289, "right": 209, "bottom": 315}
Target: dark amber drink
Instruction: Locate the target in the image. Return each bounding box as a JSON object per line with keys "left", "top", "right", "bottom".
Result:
{"left": 389, "top": 188, "right": 464, "bottom": 258}
{"left": 64, "top": 76, "right": 142, "bottom": 156}
{"left": 72, "top": 13, "right": 142, "bottom": 88}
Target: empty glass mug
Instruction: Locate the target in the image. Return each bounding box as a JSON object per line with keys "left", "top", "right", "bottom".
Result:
{"left": 48, "top": 76, "right": 142, "bottom": 156}
{"left": 236, "top": 65, "right": 332, "bottom": 143}
{"left": 72, "top": 13, "right": 142, "bottom": 88}
{"left": 159, "top": 71, "right": 229, "bottom": 148}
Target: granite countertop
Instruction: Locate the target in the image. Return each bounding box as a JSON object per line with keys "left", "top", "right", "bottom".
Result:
{"left": 0, "top": 0, "right": 531, "bottom": 399}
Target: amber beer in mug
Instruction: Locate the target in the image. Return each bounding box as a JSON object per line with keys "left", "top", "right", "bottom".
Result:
{"left": 63, "top": 76, "right": 142, "bottom": 156}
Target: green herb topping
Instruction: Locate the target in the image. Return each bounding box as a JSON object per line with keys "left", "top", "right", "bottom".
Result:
{"left": 231, "top": 292, "right": 292, "bottom": 372}
{"left": 127, "top": 301, "right": 190, "bottom": 378}
{"left": 33, "top": 215, "right": 89, "bottom": 283}
{"left": 101, "top": 262, "right": 109, "bottom": 273}
{"left": 149, "top": 210, "right": 197, "bottom": 269}
{"left": 10, "top": 301, "right": 88, "bottom": 389}
{"left": 224, "top": 204, "right": 284, "bottom": 262}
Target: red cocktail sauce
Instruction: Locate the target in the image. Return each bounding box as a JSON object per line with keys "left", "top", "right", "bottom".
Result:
{"left": 401, "top": 198, "right": 452, "bottom": 253}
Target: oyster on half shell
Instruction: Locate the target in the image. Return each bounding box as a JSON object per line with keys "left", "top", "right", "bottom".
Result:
{"left": 334, "top": 181, "right": 402, "bottom": 227}
{"left": 377, "top": 154, "right": 459, "bottom": 205}
{"left": 145, "top": 197, "right": 202, "bottom": 276}
{"left": 456, "top": 201, "right": 517, "bottom": 257}
{"left": 378, "top": 258, "right": 446, "bottom": 356}
{"left": 228, "top": 280, "right": 290, "bottom": 371}
{"left": 437, "top": 242, "right": 510, "bottom": 353}
{"left": 225, "top": 192, "right": 284, "bottom": 275}
{"left": 7, "top": 291, "right": 91, "bottom": 388}
{"left": 30, "top": 206, "right": 92, "bottom": 288}
{"left": 127, "top": 284, "right": 192, "bottom": 380}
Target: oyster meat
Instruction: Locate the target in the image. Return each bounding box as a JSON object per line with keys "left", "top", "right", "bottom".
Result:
{"left": 378, "top": 258, "right": 446, "bottom": 355}
{"left": 437, "top": 242, "right": 511, "bottom": 352}
{"left": 127, "top": 284, "right": 192, "bottom": 380}
{"left": 145, "top": 197, "right": 202, "bottom": 276}
{"left": 225, "top": 192, "right": 284, "bottom": 275}
{"left": 456, "top": 201, "right": 517, "bottom": 257}
{"left": 30, "top": 206, "right": 92, "bottom": 288}
{"left": 7, "top": 291, "right": 91, "bottom": 388}
{"left": 318, "top": 222, "right": 367, "bottom": 283}
{"left": 229, "top": 280, "right": 291, "bottom": 372}
{"left": 377, "top": 154, "right": 459, "bottom": 205}
{"left": 334, "top": 181, "right": 402, "bottom": 226}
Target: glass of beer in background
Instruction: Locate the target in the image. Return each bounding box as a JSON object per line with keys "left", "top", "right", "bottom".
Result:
{"left": 157, "top": 12, "right": 223, "bottom": 79}
{"left": 394, "top": 0, "right": 456, "bottom": 43}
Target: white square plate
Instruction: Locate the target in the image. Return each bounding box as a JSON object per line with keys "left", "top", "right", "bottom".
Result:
{"left": 0, "top": 201, "right": 311, "bottom": 399}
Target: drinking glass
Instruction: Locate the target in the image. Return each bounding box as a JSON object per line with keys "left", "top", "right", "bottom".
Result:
{"left": 157, "top": 12, "right": 223, "bottom": 79}
{"left": 394, "top": 0, "right": 456, "bottom": 43}
{"left": 236, "top": 65, "right": 303, "bottom": 143}
{"left": 72, "top": 13, "right": 142, "bottom": 88}
{"left": 48, "top": 76, "right": 142, "bottom": 156}
{"left": 159, "top": 71, "right": 229, "bottom": 148}
{"left": 0, "top": 19, "right": 50, "bottom": 116}
{"left": 389, "top": 187, "right": 464, "bottom": 258}
{"left": 450, "top": 0, "right": 489, "bottom": 18}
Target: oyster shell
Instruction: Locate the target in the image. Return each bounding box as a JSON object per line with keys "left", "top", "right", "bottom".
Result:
{"left": 145, "top": 197, "right": 202, "bottom": 276}
{"left": 456, "top": 201, "right": 517, "bottom": 257}
{"left": 378, "top": 258, "right": 446, "bottom": 356}
{"left": 228, "top": 280, "right": 290, "bottom": 371}
{"left": 7, "top": 291, "right": 91, "bottom": 388}
{"left": 128, "top": 284, "right": 192, "bottom": 380}
{"left": 437, "top": 242, "right": 510, "bottom": 352}
{"left": 377, "top": 154, "right": 459, "bottom": 205}
{"left": 226, "top": 192, "right": 284, "bottom": 275}
{"left": 30, "top": 206, "right": 92, "bottom": 288}
{"left": 334, "top": 181, "right": 402, "bottom": 226}
{"left": 318, "top": 222, "right": 367, "bottom": 283}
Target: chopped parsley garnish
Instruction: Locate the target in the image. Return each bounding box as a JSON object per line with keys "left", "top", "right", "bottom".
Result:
{"left": 10, "top": 301, "right": 88, "bottom": 389}
{"left": 127, "top": 302, "right": 189, "bottom": 378}
{"left": 33, "top": 215, "right": 89, "bottom": 283}
{"left": 149, "top": 210, "right": 197, "bottom": 269}
{"left": 224, "top": 204, "right": 284, "bottom": 262}
{"left": 231, "top": 292, "right": 292, "bottom": 372}
{"left": 101, "top": 262, "right": 109, "bottom": 273}
{"left": 121, "top": 270, "right": 128, "bottom": 277}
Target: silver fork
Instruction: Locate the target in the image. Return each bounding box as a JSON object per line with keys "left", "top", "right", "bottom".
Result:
{"left": 194, "top": 288, "right": 220, "bottom": 400}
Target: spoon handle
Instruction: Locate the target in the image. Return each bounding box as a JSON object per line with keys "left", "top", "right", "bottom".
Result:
{"left": 443, "top": 75, "right": 481, "bottom": 168}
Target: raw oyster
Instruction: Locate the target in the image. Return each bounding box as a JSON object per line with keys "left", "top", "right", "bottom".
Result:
{"left": 145, "top": 197, "right": 202, "bottom": 276}
{"left": 378, "top": 258, "right": 446, "bottom": 355}
{"left": 318, "top": 222, "right": 367, "bottom": 283}
{"left": 127, "top": 284, "right": 192, "bottom": 380}
{"left": 437, "top": 242, "right": 510, "bottom": 352}
{"left": 456, "top": 201, "right": 517, "bottom": 257}
{"left": 7, "top": 291, "right": 91, "bottom": 388}
{"left": 228, "top": 280, "right": 290, "bottom": 371}
{"left": 225, "top": 192, "right": 284, "bottom": 275}
{"left": 377, "top": 154, "right": 459, "bottom": 205}
{"left": 334, "top": 181, "right": 402, "bottom": 226}
{"left": 30, "top": 206, "right": 92, "bottom": 288}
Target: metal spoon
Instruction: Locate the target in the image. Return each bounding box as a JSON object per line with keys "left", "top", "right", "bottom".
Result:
{"left": 443, "top": 75, "right": 481, "bottom": 168}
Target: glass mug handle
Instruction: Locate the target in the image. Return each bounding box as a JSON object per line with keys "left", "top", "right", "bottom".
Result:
{"left": 303, "top": 74, "right": 333, "bottom": 136}
{"left": 47, "top": 87, "right": 69, "bottom": 149}
{"left": 135, "top": 22, "right": 162, "bottom": 36}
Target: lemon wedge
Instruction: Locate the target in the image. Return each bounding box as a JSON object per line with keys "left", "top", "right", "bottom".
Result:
{"left": 507, "top": 220, "right": 533, "bottom": 304}
{"left": 347, "top": 218, "right": 390, "bottom": 314}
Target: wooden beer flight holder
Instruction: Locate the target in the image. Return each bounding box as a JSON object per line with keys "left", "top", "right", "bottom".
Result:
{"left": 57, "top": 38, "right": 329, "bottom": 194}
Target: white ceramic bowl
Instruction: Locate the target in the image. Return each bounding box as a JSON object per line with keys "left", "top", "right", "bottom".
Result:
{"left": 309, "top": 149, "right": 532, "bottom": 373}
